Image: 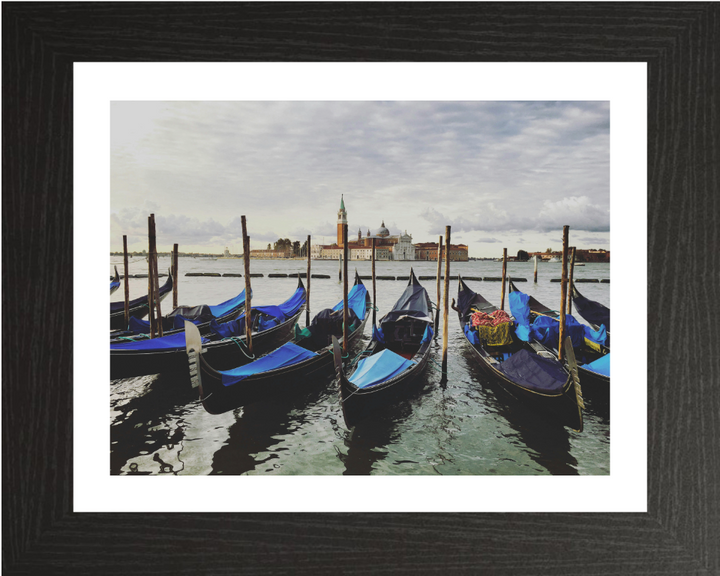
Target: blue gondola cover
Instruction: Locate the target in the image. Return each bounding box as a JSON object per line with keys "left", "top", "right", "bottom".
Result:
{"left": 372, "top": 324, "right": 385, "bottom": 344}
{"left": 349, "top": 348, "right": 416, "bottom": 389}
{"left": 110, "top": 331, "right": 208, "bottom": 351}
{"left": 583, "top": 353, "right": 610, "bottom": 377}
{"left": 420, "top": 324, "right": 434, "bottom": 344}
{"left": 332, "top": 282, "right": 368, "bottom": 320}
{"left": 509, "top": 290, "right": 531, "bottom": 342}
{"left": 207, "top": 288, "right": 250, "bottom": 318}
{"left": 219, "top": 342, "right": 318, "bottom": 386}
{"left": 497, "top": 348, "right": 568, "bottom": 393}
{"left": 127, "top": 288, "right": 248, "bottom": 334}
{"left": 463, "top": 323, "right": 480, "bottom": 345}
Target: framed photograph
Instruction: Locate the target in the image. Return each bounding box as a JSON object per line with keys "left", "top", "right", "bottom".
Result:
{"left": 4, "top": 3, "right": 717, "bottom": 574}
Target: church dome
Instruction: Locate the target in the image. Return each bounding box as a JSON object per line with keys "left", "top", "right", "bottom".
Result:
{"left": 375, "top": 220, "right": 390, "bottom": 237}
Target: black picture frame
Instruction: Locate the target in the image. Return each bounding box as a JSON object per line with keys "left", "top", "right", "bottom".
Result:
{"left": 3, "top": 3, "right": 718, "bottom": 574}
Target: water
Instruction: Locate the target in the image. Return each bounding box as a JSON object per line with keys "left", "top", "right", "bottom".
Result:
{"left": 110, "top": 256, "right": 610, "bottom": 476}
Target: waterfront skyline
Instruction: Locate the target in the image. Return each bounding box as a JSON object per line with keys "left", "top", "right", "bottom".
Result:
{"left": 111, "top": 101, "right": 609, "bottom": 258}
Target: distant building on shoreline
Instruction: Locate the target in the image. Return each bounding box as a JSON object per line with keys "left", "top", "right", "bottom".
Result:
{"left": 415, "top": 242, "right": 469, "bottom": 262}
{"left": 528, "top": 248, "right": 609, "bottom": 263}
{"left": 313, "top": 196, "right": 467, "bottom": 261}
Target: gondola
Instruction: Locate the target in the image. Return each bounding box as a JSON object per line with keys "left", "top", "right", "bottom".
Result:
{"left": 110, "top": 272, "right": 174, "bottom": 330}
{"left": 185, "top": 272, "right": 371, "bottom": 415}
{"left": 508, "top": 280, "right": 609, "bottom": 408}
{"left": 571, "top": 282, "right": 610, "bottom": 335}
{"left": 110, "top": 266, "right": 120, "bottom": 295}
{"left": 111, "top": 277, "right": 306, "bottom": 380}
{"left": 112, "top": 283, "right": 252, "bottom": 339}
{"left": 456, "top": 277, "right": 583, "bottom": 431}
{"left": 333, "top": 269, "right": 434, "bottom": 428}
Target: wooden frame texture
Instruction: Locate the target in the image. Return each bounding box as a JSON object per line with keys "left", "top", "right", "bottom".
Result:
{"left": 3, "top": 3, "right": 718, "bottom": 574}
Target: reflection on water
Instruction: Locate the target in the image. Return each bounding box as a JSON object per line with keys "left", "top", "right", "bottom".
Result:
{"left": 110, "top": 258, "right": 611, "bottom": 476}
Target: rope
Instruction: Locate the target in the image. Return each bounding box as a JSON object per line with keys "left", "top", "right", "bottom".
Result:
{"left": 429, "top": 358, "right": 448, "bottom": 375}
{"left": 115, "top": 334, "right": 149, "bottom": 342}
{"left": 348, "top": 349, "right": 372, "bottom": 369}
{"left": 227, "top": 336, "right": 255, "bottom": 360}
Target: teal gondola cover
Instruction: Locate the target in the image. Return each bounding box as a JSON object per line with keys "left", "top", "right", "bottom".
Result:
{"left": 349, "top": 348, "right": 416, "bottom": 389}
{"left": 219, "top": 342, "right": 318, "bottom": 386}
{"left": 583, "top": 353, "right": 610, "bottom": 377}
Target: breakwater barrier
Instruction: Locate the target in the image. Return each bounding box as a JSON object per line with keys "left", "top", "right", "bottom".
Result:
{"left": 550, "top": 278, "right": 608, "bottom": 283}
{"left": 113, "top": 272, "right": 608, "bottom": 283}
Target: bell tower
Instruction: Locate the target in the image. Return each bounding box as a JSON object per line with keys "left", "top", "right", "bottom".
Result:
{"left": 337, "top": 195, "right": 347, "bottom": 245}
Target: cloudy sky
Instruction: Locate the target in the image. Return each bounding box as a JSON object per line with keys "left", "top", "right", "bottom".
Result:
{"left": 111, "top": 101, "right": 609, "bottom": 257}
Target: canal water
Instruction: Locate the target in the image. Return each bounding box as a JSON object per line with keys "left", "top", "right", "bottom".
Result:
{"left": 110, "top": 257, "right": 610, "bottom": 476}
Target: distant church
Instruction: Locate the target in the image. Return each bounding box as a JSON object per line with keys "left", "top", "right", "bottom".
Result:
{"left": 318, "top": 195, "right": 415, "bottom": 260}
{"left": 313, "top": 196, "right": 467, "bottom": 261}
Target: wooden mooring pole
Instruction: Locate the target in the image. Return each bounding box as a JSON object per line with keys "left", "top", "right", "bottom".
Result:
{"left": 558, "top": 226, "right": 569, "bottom": 361}
{"left": 441, "top": 226, "right": 451, "bottom": 378}
{"left": 342, "top": 224, "right": 349, "bottom": 354}
{"left": 172, "top": 243, "right": 179, "bottom": 309}
{"left": 533, "top": 254, "right": 538, "bottom": 283}
{"left": 306, "top": 235, "right": 311, "bottom": 327}
{"left": 435, "top": 235, "right": 443, "bottom": 331}
{"left": 147, "top": 217, "right": 156, "bottom": 338}
{"left": 371, "top": 237, "right": 377, "bottom": 327}
{"left": 122, "top": 235, "right": 130, "bottom": 328}
{"left": 567, "top": 246, "right": 576, "bottom": 315}
{"left": 241, "top": 216, "right": 253, "bottom": 355}
{"left": 500, "top": 247, "right": 507, "bottom": 310}
{"left": 149, "top": 214, "right": 163, "bottom": 337}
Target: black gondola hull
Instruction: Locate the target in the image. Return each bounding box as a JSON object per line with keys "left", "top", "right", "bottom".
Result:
{"left": 337, "top": 344, "right": 431, "bottom": 428}
{"left": 458, "top": 278, "right": 583, "bottom": 431}
{"left": 194, "top": 289, "right": 373, "bottom": 414}
{"left": 110, "top": 274, "right": 174, "bottom": 330}
{"left": 463, "top": 338, "right": 582, "bottom": 431}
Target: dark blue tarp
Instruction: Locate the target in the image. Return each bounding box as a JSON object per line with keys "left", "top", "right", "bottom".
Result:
{"left": 349, "top": 348, "right": 416, "bottom": 389}
{"left": 379, "top": 279, "right": 432, "bottom": 326}
{"left": 583, "top": 353, "right": 610, "bottom": 377}
{"left": 219, "top": 342, "right": 318, "bottom": 386}
{"left": 457, "top": 280, "right": 495, "bottom": 318}
{"left": 572, "top": 287, "right": 610, "bottom": 332}
{"left": 497, "top": 348, "right": 568, "bottom": 393}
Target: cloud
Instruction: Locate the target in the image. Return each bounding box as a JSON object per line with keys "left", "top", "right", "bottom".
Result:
{"left": 111, "top": 101, "right": 609, "bottom": 256}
